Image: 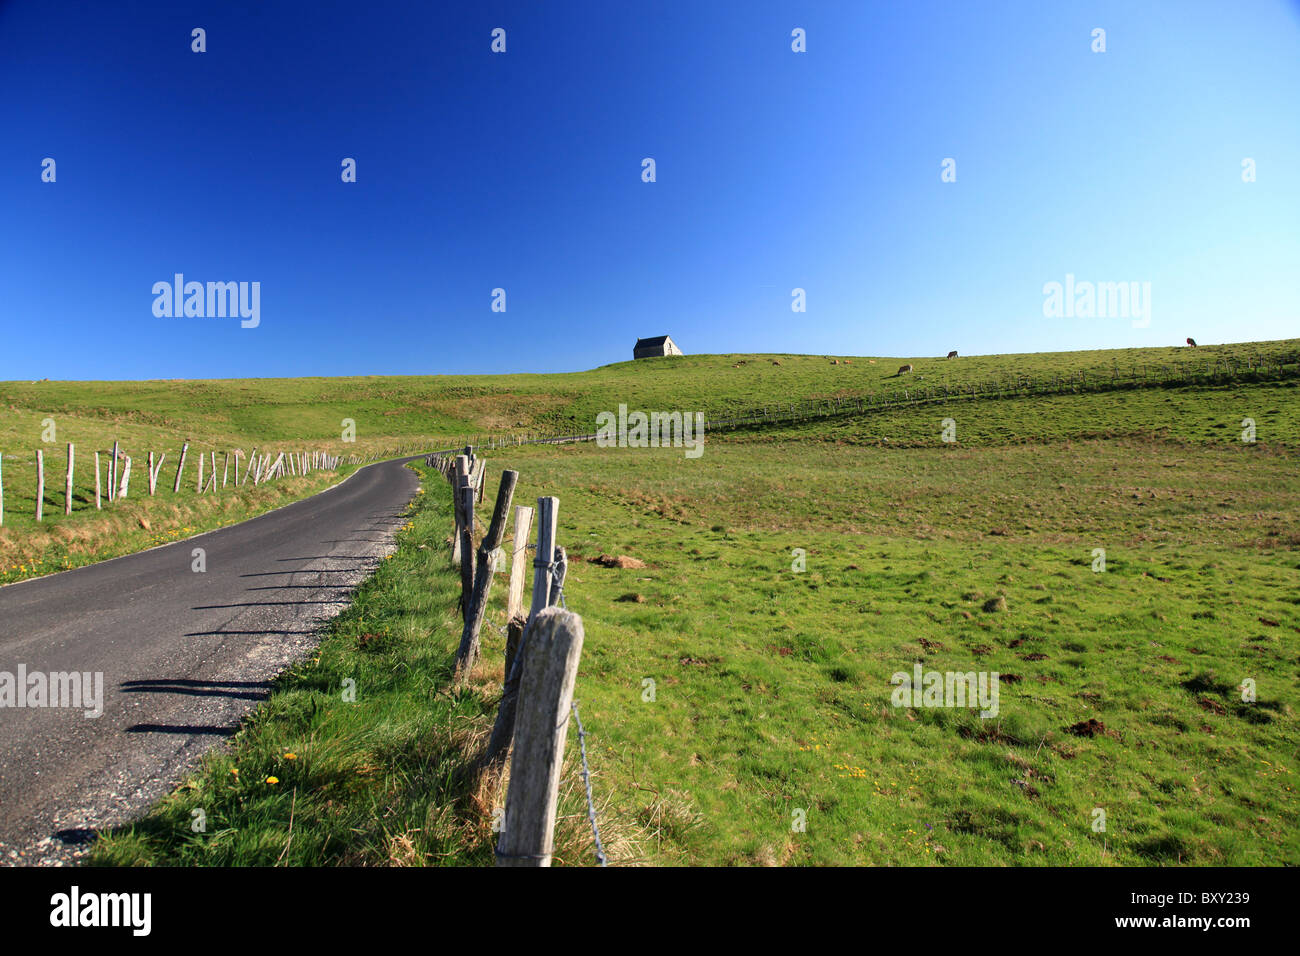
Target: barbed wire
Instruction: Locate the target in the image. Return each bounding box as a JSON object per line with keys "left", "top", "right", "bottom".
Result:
{"left": 571, "top": 700, "right": 607, "bottom": 867}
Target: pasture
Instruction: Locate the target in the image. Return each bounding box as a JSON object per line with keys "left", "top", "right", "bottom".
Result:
{"left": 84, "top": 341, "right": 1300, "bottom": 866}
{"left": 486, "top": 428, "right": 1298, "bottom": 864}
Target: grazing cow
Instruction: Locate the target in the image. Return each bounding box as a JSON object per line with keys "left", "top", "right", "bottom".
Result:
{"left": 946, "top": 350, "right": 958, "bottom": 359}
{"left": 896, "top": 364, "right": 913, "bottom": 376}
{"left": 1186, "top": 337, "right": 1198, "bottom": 347}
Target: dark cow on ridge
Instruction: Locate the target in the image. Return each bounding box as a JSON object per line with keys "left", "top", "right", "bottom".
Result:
{"left": 946, "top": 350, "right": 958, "bottom": 359}
{"left": 1186, "top": 337, "right": 1198, "bottom": 347}
{"left": 896, "top": 364, "right": 913, "bottom": 376}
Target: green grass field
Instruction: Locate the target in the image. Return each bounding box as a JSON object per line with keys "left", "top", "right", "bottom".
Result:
{"left": 484, "top": 432, "right": 1298, "bottom": 864}
{"left": 36, "top": 338, "right": 1300, "bottom": 865}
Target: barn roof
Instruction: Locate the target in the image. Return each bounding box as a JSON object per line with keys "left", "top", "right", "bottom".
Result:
{"left": 634, "top": 335, "right": 671, "bottom": 348}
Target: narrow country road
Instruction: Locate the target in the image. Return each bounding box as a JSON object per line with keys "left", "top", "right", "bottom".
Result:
{"left": 0, "top": 456, "right": 422, "bottom": 865}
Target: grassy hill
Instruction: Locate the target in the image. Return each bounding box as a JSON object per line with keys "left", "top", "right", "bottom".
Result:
{"left": 4, "top": 339, "right": 1295, "bottom": 583}
{"left": 79, "top": 338, "right": 1300, "bottom": 866}
{"left": 5, "top": 339, "right": 1297, "bottom": 447}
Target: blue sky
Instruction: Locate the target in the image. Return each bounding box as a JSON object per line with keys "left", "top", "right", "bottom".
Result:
{"left": 2, "top": 0, "right": 1297, "bottom": 380}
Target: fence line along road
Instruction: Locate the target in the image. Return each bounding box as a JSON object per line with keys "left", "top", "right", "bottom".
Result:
{"left": 0, "top": 441, "right": 380, "bottom": 528}
{"left": 428, "top": 448, "right": 598, "bottom": 867}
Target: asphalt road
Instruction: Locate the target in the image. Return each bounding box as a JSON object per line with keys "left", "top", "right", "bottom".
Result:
{"left": 0, "top": 456, "right": 422, "bottom": 864}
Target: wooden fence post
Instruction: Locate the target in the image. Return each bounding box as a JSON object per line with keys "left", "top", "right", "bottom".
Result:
{"left": 108, "top": 441, "right": 118, "bottom": 503}
{"left": 455, "top": 469, "right": 519, "bottom": 681}
{"left": 64, "top": 443, "right": 74, "bottom": 515}
{"left": 473, "top": 459, "right": 487, "bottom": 505}
{"left": 119, "top": 456, "right": 131, "bottom": 498}
{"left": 451, "top": 455, "right": 469, "bottom": 565}
{"left": 506, "top": 505, "right": 535, "bottom": 622}
{"left": 94, "top": 452, "right": 102, "bottom": 509}
{"left": 504, "top": 616, "right": 525, "bottom": 683}
{"left": 547, "top": 545, "right": 568, "bottom": 606}
{"left": 0, "top": 452, "right": 4, "bottom": 527}
{"left": 496, "top": 606, "right": 585, "bottom": 867}
{"left": 174, "top": 442, "right": 188, "bottom": 493}
{"left": 35, "top": 450, "right": 44, "bottom": 521}
{"left": 148, "top": 452, "right": 165, "bottom": 496}
{"left": 459, "top": 479, "right": 476, "bottom": 620}
{"left": 480, "top": 496, "right": 559, "bottom": 773}
{"left": 222, "top": 452, "right": 229, "bottom": 488}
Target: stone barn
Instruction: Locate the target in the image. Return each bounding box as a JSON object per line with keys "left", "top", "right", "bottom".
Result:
{"left": 633, "top": 335, "right": 683, "bottom": 359}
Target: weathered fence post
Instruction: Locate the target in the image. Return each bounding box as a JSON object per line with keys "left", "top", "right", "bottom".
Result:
{"left": 148, "top": 452, "right": 165, "bottom": 496}
{"left": 459, "top": 479, "right": 476, "bottom": 619}
{"left": 35, "top": 450, "right": 44, "bottom": 521}
{"left": 455, "top": 469, "right": 519, "bottom": 681}
{"left": 481, "top": 496, "right": 559, "bottom": 773}
{"left": 451, "top": 455, "right": 469, "bottom": 565}
{"left": 94, "top": 452, "right": 102, "bottom": 509}
{"left": 506, "top": 505, "right": 535, "bottom": 622}
{"left": 474, "top": 459, "right": 487, "bottom": 505}
{"left": 64, "top": 442, "right": 74, "bottom": 515}
{"left": 496, "top": 607, "right": 585, "bottom": 868}
{"left": 173, "top": 442, "right": 188, "bottom": 493}
{"left": 118, "top": 456, "right": 131, "bottom": 499}
{"left": 547, "top": 546, "right": 568, "bottom": 606}
{"left": 222, "top": 452, "right": 229, "bottom": 488}
{"left": 108, "top": 441, "right": 118, "bottom": 503}
{"left": 504, "top": 616, "right": 525, "bottom": 683}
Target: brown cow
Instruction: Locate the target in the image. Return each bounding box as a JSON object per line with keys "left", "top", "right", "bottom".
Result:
{"left": 946, "top": 350, "right": 958, "bottom": 359}
{"left": 1186, "top": 337, "right": 1197, "bottom": 347}
{"left": 896, "top": 364, "right": 913, "bottom": 376}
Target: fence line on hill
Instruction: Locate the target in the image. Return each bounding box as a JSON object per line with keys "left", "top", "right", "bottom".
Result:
{"left": 426, "top": 447, "right": 600, "bottom": 867}
{"left": 437, "top": 350, "right": 1300, "bottom": 452}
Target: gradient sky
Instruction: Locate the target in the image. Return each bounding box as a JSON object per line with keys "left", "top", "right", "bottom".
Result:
{"left": 1, "top": 0, "right": 1297, "bottom": 380}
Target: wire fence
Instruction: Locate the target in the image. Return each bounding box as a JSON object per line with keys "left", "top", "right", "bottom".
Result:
{"left": 441, "top": 350, "right": 1300, "bottom": 452}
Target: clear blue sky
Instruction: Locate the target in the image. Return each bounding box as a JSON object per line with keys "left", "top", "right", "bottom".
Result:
{"left": 2, "top": 0, "right": 1297, "bottom": 380}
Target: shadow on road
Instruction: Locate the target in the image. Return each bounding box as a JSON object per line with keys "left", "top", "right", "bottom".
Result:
{"left": 121, "top": 678, "right": 271, "bottom": 702}
{"left": 125, "top": 723, "right": 241, "bottom": 736}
